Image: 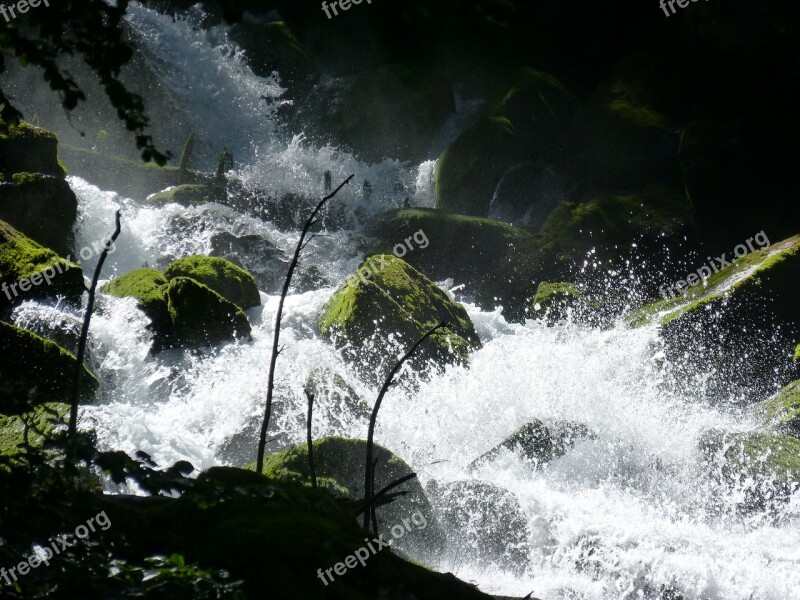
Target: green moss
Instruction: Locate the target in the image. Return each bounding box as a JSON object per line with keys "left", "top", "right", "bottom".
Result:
{"left": 165, "top": 255, "right": 260, "bottom": 310}
{"left": 0, "top": 321, "right": 98, "bottom": 414}
{"left": 11, "top": 172, "right": 44, "bottom": 185}
{"left": 0, "top": 219, "right": 84, "bottom": 308}
{"left": 166, "top": 277, "right": 251, "bottom": 346}
{"left": 794, "top": 344, "right": 800, "bottom": 362}
{"left": 102, "top": 268, "right": 171, "bottom": 330}
{"left": 319, "top": 254, "right": 480, "bottom": 374}
{"left": 0, "top": 119, "right": 57, "bottom": 141}
{"left": 0, "top": 402, "right": 68, "bottom": 455}
{"left": 751, "top": 380, "right": 800, "bottom": 436}
{"left": 628, "top": 234, "right": 800, "bottom": 327}
{"left": 531, "top": 281, "right": 584, "bottom": 322}
{"left": 723, "top": 432, "right": 800, "bottom": 487}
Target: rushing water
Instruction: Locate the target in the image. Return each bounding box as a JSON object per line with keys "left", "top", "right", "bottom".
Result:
{"left": 10, "top": 4, "right": 800, "bottom": 599}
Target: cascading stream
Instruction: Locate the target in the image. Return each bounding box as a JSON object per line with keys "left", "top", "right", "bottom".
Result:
{"left": 9, "top": 3, "right": 797, "bottom": 598}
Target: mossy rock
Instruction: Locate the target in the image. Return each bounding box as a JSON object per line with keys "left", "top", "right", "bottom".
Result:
{"left": 628, "top": 234, "right": 800, "bottom": 329}
{"left": 477, "top": 185, "right": 694, "bottom": 321}
{"left": 751, "top": 380, "right": 800, "bottom": 438}
{"left": 0, "top": 220, "right": 84, "bottom": 310}
{"left": 102, "top": 268, "right": 172, "bottom": 331}
{"left": 0, "top": 402, "right": 68, "bottom": 455}
{"left": 469, "top": 419, "right": 592, "bottom": 472}
{"left": 0, "top": 119, "right": 61, "bottom": 177}
{"left": 166, "top": 277, "right": 251, "bottom": 346}
{"left": 364, "top": 207, "right": 537, "bottom": 292}
{"left": 795, "top": 344, "right": 800, "bottom": 362}
{"left": 146, "top": 184, "right": 226, "bottom": 207}
{"left": 531, "top": 281, "right": 584, "bottom": 323}
{"left": 701, "top": 429, "right": 800, "bottom": 508}
{"left": 165, "top": 255, "right": 260, "bottom": 310}
{"left": 0, "top": 174, "right": 78, "bottom": 255}
{"left": 434, "top": 116, "right": 515, "bottom": 217}
{"left": 102, "top": 269, "right": 252, "bottom": 349}
{"left": 250, "top": 436, "right": 444, "bottom": 557}
{"left": 105, "top": 467, "right": 491, "bottom": 600}
{"left": 0, "top": 321, "right": 98, "bottom": 414}
{"left": 318, "top": 254, "right": 480, "bottom": 380}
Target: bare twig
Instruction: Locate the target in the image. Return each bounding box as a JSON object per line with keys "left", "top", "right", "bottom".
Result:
{"left": 304, "top": 387, "right": 317, "bottom": 489}
{"left": 362, "top": 321, "right": 447, "bottom": 530}
{"left": 352, "top": 472, "right": 417, "bottom": 517}
{"left": 255, "top": 175, "right": 354, "bottom": 474}
{"left": 69, "top": 209, "right": 122, "bottom": 439}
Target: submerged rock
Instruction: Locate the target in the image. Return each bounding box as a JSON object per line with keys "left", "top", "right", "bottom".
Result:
{"left": 426, "top": 479, "right": 529, "bottom": 575}
{"left": 318, "top": 254, "right": 481, "bottom": 381}
{"left": 0, "top": 321, "right": 98, "bottom": 414}
{"left": 164, "top": 254, "right": 261, "bottom": 310}
{"left": 469, "top": 419, "right": 593, "bottom": 471}
{"left": 0, "top": 219, "right": 84, "bottom": 311}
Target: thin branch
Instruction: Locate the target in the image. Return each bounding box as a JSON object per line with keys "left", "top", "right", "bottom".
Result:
{"left": 370, "top": 457, "right": 379, "bottom": 536}
{"left": 255, "top": 175, "right": 354, "bottom": 474}
{"left": 353, "top": 472, "right": 417, "bottom": 517}
{"left": 362, "top": 321, "right": 447, "bottom": 530}
{"left": 304, "top": 387, "right": 317, "bottom": 489}
{"left": 69, "top": 209, "right": 122, "bottom": 440}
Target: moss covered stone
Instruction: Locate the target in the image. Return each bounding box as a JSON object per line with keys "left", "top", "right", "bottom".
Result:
{"left": 434, "top": 116, "right": 515, "bottom": 217}
{"left": 166, "top": 277, "right": 251, "bottom": 346}
{"left": 751, "top": 380, "right": 800, "bottom": 438}
{"left": 531, "top": 282, "right": 584, "bottom": 323}
{"left": 0, "top": 219, "right": 84, "bottom": 310}
{"left": 628, "top": 234, "right": 800, "bottom": 328}
{"left": 102, "top": 268, "right": 172, "bottom": 332}
{"left": 105, "top": 467, "right": 490, "bottom": 600}
{"left": 164, "top": 255, "right": 260, "bottom": 310}
{"left": 0, "top": 119, "right": 61, "bottom": 177}
{"left": 0, "top": 321, "right": 98, "bottom": 414}
{"left": 103, "top": 269, "right": 252, "bottom": 349}
{"left": 146, "top": 184, "right": 226, "bottom": 207}
{"left": 318, "top": 254, "right": 480, "bottom": 379}
{"left": 0, "top": 402, "right": 68, "bottom": 455}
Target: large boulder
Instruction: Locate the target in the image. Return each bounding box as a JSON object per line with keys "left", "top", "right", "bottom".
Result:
{"left": 0, "top": 402, "right": 68, "bottom": 455}
{"left": 102, "top": 268, "right": 252, "bottom": 349}
{"left": 318, "top": 254, "right": 481, "bottom": 381}
{"left": 477, "top": 185, "right": 694, "bottom": 321}
{"left": 253, "top": 436, "right": 445, "bottom": 559}
{"left": 104, "top": 467, "right": 492, "bottom": 600}
{"left": 627, "top": 235, "right": 799, "bottom": 399}
{"left": 434, "top": 116, "right": 516, "bottom": 217}
{"left": 164, "top": 255, "right": 261, "bottom": 310}
{"left": 434, "top": 68, "right": 577, "bottom": 218}
{"left": 0, "top": 321, "right": 98, "bottom": 414}
{"left": 0, "top": 219, "right": 84, "bottom": 311}
{"left": 0, "top": 120, "right": 63, "bottom": 176}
